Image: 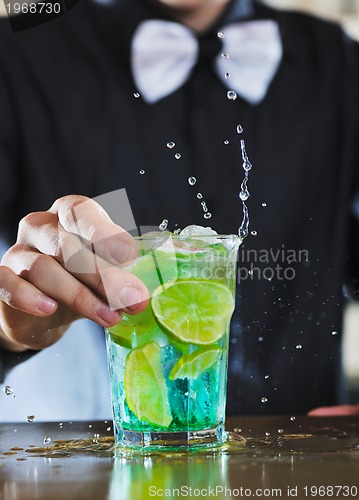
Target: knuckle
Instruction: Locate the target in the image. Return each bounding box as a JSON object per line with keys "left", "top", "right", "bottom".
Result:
{"left": 71, "top": 285, "right": 96, "bottom": 316}
{"left": 23, "top": 253, "right": 53, "bottom": 282}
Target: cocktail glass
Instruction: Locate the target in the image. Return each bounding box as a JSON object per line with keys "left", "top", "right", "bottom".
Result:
{"left": 105, "top": 231, "right": 240, "bottom": 450}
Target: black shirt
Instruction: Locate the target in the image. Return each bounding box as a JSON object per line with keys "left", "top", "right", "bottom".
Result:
{"left": 0, "top": 0, "right": 358, "bottom": 414}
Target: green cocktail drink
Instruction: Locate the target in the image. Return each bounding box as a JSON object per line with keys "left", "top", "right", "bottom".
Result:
{"left": 105, "top": 228, "right": 240, "bottom": 449}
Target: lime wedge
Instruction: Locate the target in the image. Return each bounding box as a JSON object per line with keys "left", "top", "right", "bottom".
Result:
{"left": 108, "top": 305, "right": 163, "bottom": 349}
{"left": 169, "top": 346, "right": 222, "bottom": 380}
{"left": 124, "top": 342, "right": 172, "bottom": 427}
{"left": 151, "top": 280, "right": 234, "bottom": 345}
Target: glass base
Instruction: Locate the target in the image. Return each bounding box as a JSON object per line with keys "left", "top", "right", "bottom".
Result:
{"left": 114, "top": 424, "right": 227, "bottom": 452}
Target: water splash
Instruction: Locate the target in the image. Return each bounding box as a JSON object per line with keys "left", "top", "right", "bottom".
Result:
{"left": 236, "top": 124, "right": 243, "bottom": 134}
{"left": 225, "top": 73, "right": 230, "bottom": 80}
{"left": 227, "top": 90, "right": 237, "bottom": 100}
{"left": 167, "top": 142, "right": 175, "bottom": 149}
{"left": 4, "top": 385, "right": 13, "bottom": 396}
{"left": 188, "top": 177, "right": 196, "bottom": 186}
{"left": 196, "top": 193, "right": 203, "bottom": 199}
{"left": 217, "top": 32, "right": 225, "bottom": 39}
{"left": 159, "top": 219, "right": 168, "bottom": 231}
{"left": 27, "top": 415, "right": 36, "bottom": 423}
{"left": 174, "top": 153, "right": 181, "bottom": 160}
{"left": 139, "top": 170, "right": 145, "bottom": 175}
{"left": 261, "top": 397, "right": 268, "bottom": 403}
{"left": 43, "top": 436, "right": 52, "bottom": 444}
{"left": 238, "top": 138, "right": 253, "bottom": 240}
{"left": 223, "top": 140, "right": 230, "bottom": 145}
{"left": 222, "top": 53, "right": 229, "bottom": 59}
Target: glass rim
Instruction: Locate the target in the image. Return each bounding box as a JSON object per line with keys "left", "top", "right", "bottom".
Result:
{"left": 132, "top": 232, "right": 240, "bottom": 241}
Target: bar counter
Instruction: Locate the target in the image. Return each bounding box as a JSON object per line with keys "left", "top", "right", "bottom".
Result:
{"left": 0, "top": 416, "right": 358, "bottom": 499}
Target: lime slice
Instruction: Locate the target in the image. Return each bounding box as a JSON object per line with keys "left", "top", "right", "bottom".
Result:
{"left": 151, "top": 280, "right": 234, "bottom": 345}
{"left": 127, "top": 252, "right": 179, "bottom": 295}
{"left": 169, "top": 346, "right": 222, "bottom": 380}
{"left": 108, "top": 305, "right": 163, "bottom": 349}
{"left": 124, "top": 342, "right": 172, "bottom": 427}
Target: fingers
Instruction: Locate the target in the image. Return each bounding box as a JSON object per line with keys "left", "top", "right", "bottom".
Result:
{"left": 49, "top": 195, "right": 138, "bottom": 265}
{"left": 0, "top": 265, "right": 58, "bottom": 317}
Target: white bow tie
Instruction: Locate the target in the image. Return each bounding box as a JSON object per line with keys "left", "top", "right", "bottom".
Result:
{"left": 131, "top": 19, "right": 283, "bottom": 105}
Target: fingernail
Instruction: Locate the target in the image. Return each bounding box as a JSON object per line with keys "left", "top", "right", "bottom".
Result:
{"left": 96, "top": 304, "right": 121, "bottom": 324}
{"left": 119, "top": 286, "right": 142, "bottom": 311}
{"left": 109, "top": 240, "right": 130, "bottom": 263}
{"left": 37, "top": 295, "right": 57, "bottom": 313}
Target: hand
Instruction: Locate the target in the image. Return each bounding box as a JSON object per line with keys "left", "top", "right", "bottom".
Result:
{"left": 0, "top": 195, "right": 149, "bottom": 352}
{"left": 308, "top": 404, "right": 359, "bottom": 416}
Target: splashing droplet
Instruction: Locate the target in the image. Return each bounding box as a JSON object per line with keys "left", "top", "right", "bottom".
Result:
{"left": 236, "top": 124, "right": 243, "bottom": 134}
{"left": 139, "top": 170, "right": 145, "bottom": 175}
{"left": 240, "top": 139, "right": 252, "bottom": 171}
{"left": 175, "top": 153, "right": 181, "bottom": 159}
{"left": 174, "top": 228, "right": 181, "bottom": 234}
{"left": 239, "top": 191, "right": 249, "bottom": 201}
{"left": 167, "top": 141, "right": 175, "bottom": 149}
{"left": 331, "top": 331, "right": 338, "bottom": 336}
{"left": 262, "top": 202, "right": 267, "bottom": 207}
{"left": 290, "top": 416, "right": 296, "bottom": 421}
{"left": 222, "top": 53, "right": 229, "bottom": 59}
{"left": 251, "top": 230, "right": 257, "bottom": 236}
{"left": 264, "top": 375, "right": 269, "bottom": 379}
{"left": 238, "top": 199, "right": 249, "bottom": 239}
{"left": 261, "top": 397, "right": 268, "bottom": 403}
{"left": 227, "top": 90, "right": 237, "bottom": 100}
{"left": 4, "top": 385, "right": 13, "bottom": 396}
{"left": 204, "top": 212, "right": 212, "bottom": 219}
{"left": 223, "top": 140, "right": 230, "bottom": 145}
{"left": 133, "top": 92, "right": 140, "bottom": 98}
{"left": 296, "top": 344, "right": 303, "bottom": 349}
{"left": 277, "top": 429, "right": 284, "bottom": 434}
{"left": 43, "top": 436, "right": 51, "bottom": 444}
{"left": 196, "top": 193, "right": 203, "bottom": 199}
{"left": 188, "top": 177, "right": 196, "bottom": 186}
{"left": 225, "top": 72, "right": 230, "bottom": 80}
{"left": 217, "top": 31, "right": 225, "bottom": 39}
{"left": 159, "top": 219, "right": 168, "bottom": 231}
{"left": 27, "top": 415, "right": 36, "bottom": 423}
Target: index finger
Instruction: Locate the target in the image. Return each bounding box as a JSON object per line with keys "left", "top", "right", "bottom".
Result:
{"left": 50, "top": 195, "right": 138, "bottom": 265}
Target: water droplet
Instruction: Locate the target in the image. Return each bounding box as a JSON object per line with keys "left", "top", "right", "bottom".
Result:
{"left": 174, "top": 228, "right": 181, "bottom": 234}
{"left": 4, "top": 385, "right": 13, "bottom": 396}
{"left": 196, "top": 193, "right": 203, "bottom": 199}
{"left": 106, "top": 427, "right": 111, "bottom": 432}
{"left": 290, "top": 416, "right": 296, "bottom": 421}
{"left": 188, "top": 176, "right": 196, "bottom": 186}
{"left": 43, "top": 436, "right": 51, "bottom": 444}
{"left": 139, "top": 170, "right": 145, "bottom": 175}
{"left": 251, "top": 230, "right": 257, "bottom": 236}
{"left": 264, "top": 375, "right": 269, "bottom": 379}
{"left": 227, "top": 90, "right": 237, "bottom": 100}
{"left": 204, "top": 212, "right": 212, "bottom": 219}
{"left": 200, "top": 201, "right": 206, "bottom": 207}
{"left": 223, "top": 140, "right": 229, "bottom": 145}
{"left": 133, "top": 92, "right": 140, "bottom": 98}
{"left": 239, "top": 191, "right": 249, "bottom": 201}
{"left": 258, "top": 336, "right": 264, "bottom": 342}
{"left": 238, "top": 199, "right": 249, "bottom": 239}
{"left": 277, "top": 429, "right": 284, "bottom": 434}
{"left": 331, "top": 330, "right": 338, "bottom": 336}
{"left": 262, "top": 202, "right": 267, "bottom": 207}
{"left": 222, "top": 53, "right": 230, "bottom": 59}
{"left": 88, "top": 424, "right": 93, "bottom": 428}
{"left": 296, "top": 344, "right": 302, "bottom": 349}
{"left": 248, "top": 270, "right": 253, "bottom": 275}
{"left": 167, "top": 141, "right": 175, "bottom": 149}
{"left": 217, "top": 31, "right": 225, "bottom": 39}
{"left": 236, "top": 124, "right": 243, "bottom": 134}
{"left": 225, "top": 72, "right": 230, "bottom": 80}
{"left": 265, "top": 432, "right": 270, "bottom": 437}
{"left": 27, "top": 415, "right": 35, "bottom": 423}
{"left": 261, "top": 397, "right": 268, "bottom": 403}
{"left": 159, "top": 219, "right": 168, "bottom": 231}
{"left": 175, "top": 153, "right": 181, "bottom": 159}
